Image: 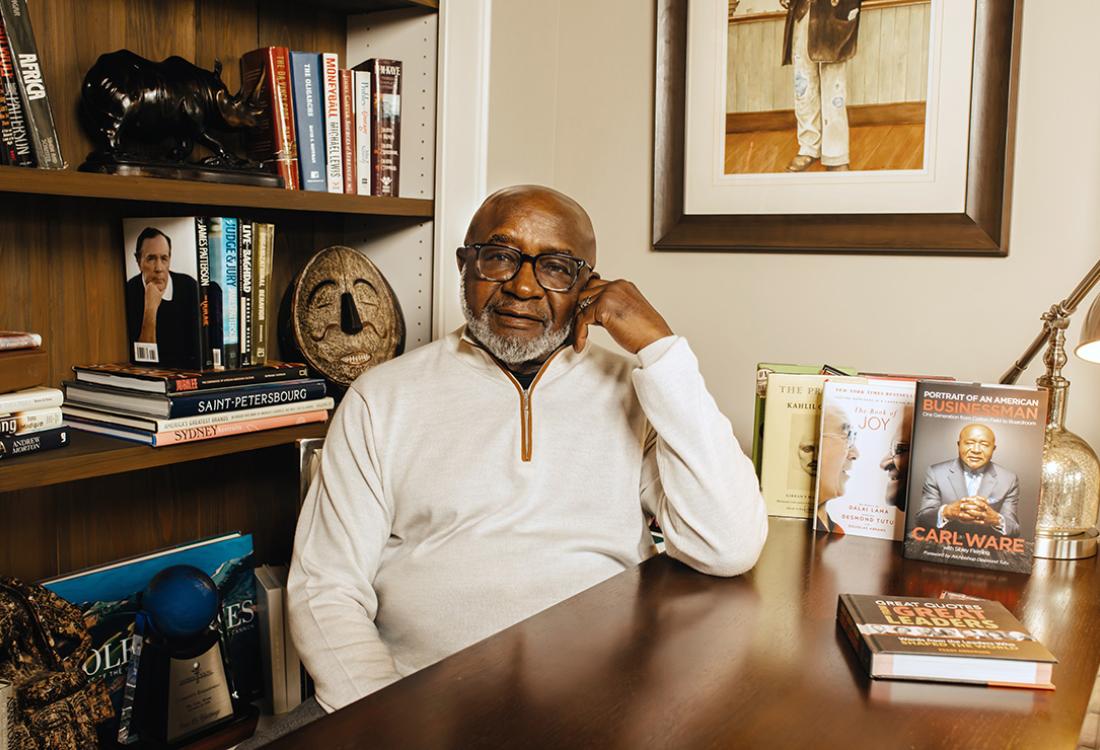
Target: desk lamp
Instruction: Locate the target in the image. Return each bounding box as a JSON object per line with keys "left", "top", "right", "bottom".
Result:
{"left": 1001, "top": 260, "right": 1100, "bottom": 559}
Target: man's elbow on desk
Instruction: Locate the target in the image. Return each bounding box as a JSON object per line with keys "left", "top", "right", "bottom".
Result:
{"left": 665, "top": 503, "right": 769, "bottom": 578}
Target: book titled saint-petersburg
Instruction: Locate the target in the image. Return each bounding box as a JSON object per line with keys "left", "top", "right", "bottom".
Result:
{"left": 0, "top": 0, "right": 63, "bottom": 168}
{"left": 355, "top": 58, "right": 402, "bottom": 196}
{"left": 837, "top": 593, "right": 1056, "bottom": 689}
{"left": 813, "top": 380, "right": 916, "bottom": 541}
{"left": 121, "top": 218, "right": 205, "bottom": 370}
{"left": 902, "top": 381, "right": 1048, "bottom": 574}
{"left": 41, "top": 533, "right": 262, "bottom": 741}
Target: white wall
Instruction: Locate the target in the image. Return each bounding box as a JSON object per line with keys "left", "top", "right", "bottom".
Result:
{"left": 472, "top": 0, "right": 1100, "bottom": 452}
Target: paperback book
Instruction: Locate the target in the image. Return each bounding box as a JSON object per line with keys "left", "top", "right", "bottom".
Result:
{"left": 903, "top": 381, "right": 1048, "bottom": 574}
{"left": 813, "top": 380, "right": 916, "bottom": 541}
{"left": 837, "top": 593, "right": 1056, "bottom": 689}
{"left": 41, "top": 532, "right": 262, "bottom": 740}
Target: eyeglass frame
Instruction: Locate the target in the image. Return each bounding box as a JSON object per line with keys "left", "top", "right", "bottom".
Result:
{"left": 459, "top": 242, "right": 592, "bottom": 292}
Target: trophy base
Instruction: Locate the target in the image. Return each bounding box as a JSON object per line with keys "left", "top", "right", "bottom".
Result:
{"left": 79, "top": 154, "right": 284, "bottom": 188}
{"left": 1033, "top": 527, "right": 1099, "bottom": 560}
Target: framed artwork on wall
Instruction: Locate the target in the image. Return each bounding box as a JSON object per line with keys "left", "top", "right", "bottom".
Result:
{"left": 653, "top": 0, "right": 1021, "bottom": 254}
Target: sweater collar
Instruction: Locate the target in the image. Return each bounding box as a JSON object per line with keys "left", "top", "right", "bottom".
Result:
{"left": 449, "top": 326, "right": 588, "bottom": 386}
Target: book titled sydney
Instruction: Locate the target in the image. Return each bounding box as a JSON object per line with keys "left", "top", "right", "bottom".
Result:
{"left": 837, "top": 593, "right": 1056, "bottom": 689}
{"left": 40, "top": 533, "right": 262, "bottom": 741}
{"left": 903, "top": 381, "right": 1048, "bottom": 574}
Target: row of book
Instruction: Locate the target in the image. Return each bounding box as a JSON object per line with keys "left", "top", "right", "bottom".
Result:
{"left": 0, "top": 332, "right": 67, "bottom": 460}
{"left": 63, "top": 361, "right": 331, "bottom": 447}
{"left": 122, "top": 216, "right": 276, "bottom": 372}
{"left": 242, "top": 47, "right": 401, "bottom": 196}
{"left": 753, "top": 364, "right": 1047, "bottom": 574}
{"left": 0, "top": 0, "right": 64, "bottom": 169}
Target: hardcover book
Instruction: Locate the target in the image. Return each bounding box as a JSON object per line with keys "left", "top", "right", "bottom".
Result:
{"left": 0, "top": 385, "right": 61, "bottom": 412}
{"left": 290, "top": 51, "right": 326, "bottom": 192}
{"left": 0, "top": 0, "right": 62, "bottom": 168}
{"left": 813, "top": 380, "right": 916, "bottom": 541}
{"left": 321, "top": 52, "right": 343, "bottom": 194}
{"left": 0, "top": 423, "right": 66, "bottom": 458}
{"left": 0, "top": 19, "right": 30, "bottom": 166}
{"left": 122, "top": 218, "right": 205, "bottom": 370}
{"left": 67, "top": 408, "right": 329, "bottom": 447}
{"left": 837, "top": 593, "right": 1056, "bottom": 688}
{"left": 72, "top": 361, "right": 309, "bottom": 394}
{"left": 63, "top": 377, "right": 328, "bottom": 418}
{"left": 240, "top": 47, "right": 300, "bottom": 189}
{"left": 353, "top": 69, "right": 371, "bottom": 195}
{"left": 903, "top": 381, "right": 1048, "bottom": 574}
{"left": 239, "top": 220, "right": 254, "bottom": 368}
{"left": 760, "top": 373, "right": 858, "bottom": 518}
{"left": 251, "top": 223, "right": 275, "bottom": 364}
{"left": 63, "top": 396, "right": 334, "bottom": 434}
{"left": 338, "top": 68, "right": 356, "bottom": 194}
{"left": 221, "top": 217, "right": 241, "bottom": 369}
{"left": 0, "top": 404, "right": 61, "bottom": 435}
{"left": 0, "top": 347, "right": 46, "bottom": 393}
{"left": 355, "top": 59, "right": 401, "bottom": 196}
{"left": 41, "top": 533, "right": 262, "bottom": 740}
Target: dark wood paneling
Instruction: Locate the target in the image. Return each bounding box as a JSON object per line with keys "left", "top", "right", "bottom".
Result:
{"left": 268, "top": 519, "right": 1100, "bottom": 750}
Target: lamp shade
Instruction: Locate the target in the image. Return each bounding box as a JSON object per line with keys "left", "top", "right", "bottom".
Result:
{"left": 1076, "top": 294, "right": 1100, "bottom": 363}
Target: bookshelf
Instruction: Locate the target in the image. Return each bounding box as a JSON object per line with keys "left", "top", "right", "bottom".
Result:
{"left": 0, "top": 0, "right": 439, "bottom": 586}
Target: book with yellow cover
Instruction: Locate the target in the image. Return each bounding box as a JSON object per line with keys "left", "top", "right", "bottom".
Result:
{"left": 759, "top": 373, "right": 831, "bottom": 518}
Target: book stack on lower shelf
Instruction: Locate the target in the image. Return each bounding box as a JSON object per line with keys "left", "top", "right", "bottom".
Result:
{"left": 62, "top": 362, "right": 333, "bottom": 447}
{"left": 0, "top": 331, "right": 68, "bottom": 460}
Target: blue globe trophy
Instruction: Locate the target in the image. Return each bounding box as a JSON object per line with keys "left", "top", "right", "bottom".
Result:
{"left": 129, "top": 565, "right": 239, "bottom": 747}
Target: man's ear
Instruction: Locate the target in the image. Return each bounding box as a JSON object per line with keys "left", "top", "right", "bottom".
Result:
{"left": 456, "top": 247, "right": 466, "bottom": 271}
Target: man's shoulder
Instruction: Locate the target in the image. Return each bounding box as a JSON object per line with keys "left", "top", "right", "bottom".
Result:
{"left": 991, "top": 461, "right": 1020, "bottom": 483}
{"left": 928, "top": 458, "right": 958, "bottom": 474}
{"left": 170, "top": 271, "right": 199, "bottom": 294}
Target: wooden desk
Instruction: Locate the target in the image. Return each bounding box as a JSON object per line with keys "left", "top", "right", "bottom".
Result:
{"left": 268, "top": 519, "right": 1099, "bottom": 749}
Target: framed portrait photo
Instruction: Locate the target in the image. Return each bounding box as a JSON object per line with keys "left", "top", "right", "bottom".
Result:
{"left": 653, "top": 0, "right": 1021, "bottom": 254}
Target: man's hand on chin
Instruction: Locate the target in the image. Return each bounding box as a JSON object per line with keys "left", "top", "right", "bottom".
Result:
{"left": 572, "top": 277, "right": 673, "bottom": 355}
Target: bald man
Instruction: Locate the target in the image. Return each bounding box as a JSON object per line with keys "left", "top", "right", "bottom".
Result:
{"left": 287, "top": 185, "right": 768, "bottom": 712}
{"left": 913, "top": 423, "right": 1020, "bottom": 537}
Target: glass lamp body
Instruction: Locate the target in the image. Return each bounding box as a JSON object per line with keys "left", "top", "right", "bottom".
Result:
{"left": 1036, "top": 384, "right": 1100, "bottom": 556}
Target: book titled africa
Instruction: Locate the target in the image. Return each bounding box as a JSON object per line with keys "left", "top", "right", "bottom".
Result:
{"left": 837, "top": 593, "right": 1056, "bottom": 689}
{"left": 902, "top": 381, "right": 1048, "bottom": 574}
{"left": 813, "top": 380, "right": 915, "bottom": 541}
{"left": 40, "top": 533, "right": 261, "bottom": 739}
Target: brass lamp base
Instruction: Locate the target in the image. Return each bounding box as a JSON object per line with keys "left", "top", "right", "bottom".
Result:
{"left": 1033, "top": 528, "right": 1099, "bottom": 560}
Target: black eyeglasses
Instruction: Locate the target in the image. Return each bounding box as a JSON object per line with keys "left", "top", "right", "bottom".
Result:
{"left": 461, "top": 243, "right": 590, "bottom": 292}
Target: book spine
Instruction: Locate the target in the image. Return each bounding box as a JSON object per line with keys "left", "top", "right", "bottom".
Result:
{"left": 0, "top": 678, "right": 11, "bottom": 749}
{"left": 0, "top": 20, "right": 31, "bottom": 166}
{"left": 0, "top": 73, "right": 14, "bottom": 163}
{"left": 369, "top": 59, "right": 401, "bottom": 197}
{"left": 256, "top": 572, "right": 288, "bottom": 714}
{"left": 153, "top": 397, "right": 333, "bottom": 431}
{"left": 836, "top": 596, "right": 874, "bottom": 675}
{"left": 0, "top": 350, "right": 47, "bottom": 393}
{"left": 0, "top": 405, "right": 61, "bottom": 435}
{"left": 241, "top": 48, "right": 299, "bottom": 190}
{"left": 251, "top": 223, "right": 273, "bottom": 364}
{"left": 321, "top": 52, "right": 342, "bottom": 194}
{"left": 0, "top": 331, "right": 40, "bottom": 350}
{"left": 194, "top": 218, "right": 214, "bottom": 370}
{"left": 0, "top": 0, "right": 62, "bottom": 168}
{"left": 272, "top": 48, "right": 299, "bottom": 190}
{"left": 0, "top": 424, "right": 67, "bottom": 458}
{"left": 207, "top": 218, "right": 226, "bottom": 369}
{"left": 353, "top": 70, "right": 371, "bottom": 196}
{"left": 0, "top": 387, "right": 61, "bottom": 412}
{"left": 151, "top": 410, "right": 327, "bottom": 446}
{"left": 338, "top": 69, "right": 355, "bottom": 194}
{"left": 290, "top": 52, "right": 326, "bottom": 192}
{"left": 166, "top": 379, "right": 328, "bottom": 418}
{"left": 238, "top": 220, "right": 254, "bottom": 368}
{"left": 223, "top": 217, "right": 240, "bottom": 369}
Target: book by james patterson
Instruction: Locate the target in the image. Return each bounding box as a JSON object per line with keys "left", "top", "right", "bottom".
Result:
{"left": 121, "top": 218, "right": 205, "bottom": 370}
{"left": 759, "top": 372, "right": 831, "bottom": 518}
{"left": 903, "top": 381, "right": 1048, "bottom": 574}
{"left": 290, "top": 51, "right": 326, "bottom": 192}
{"left": 0, "top": 0, "right": 62, "bottom": 167}
{"left": 813, "top": 380, "right": 915, "bottom": 541}
{"left": 837, "top": 593, "right": 1056, "bottom": 688}
{"left": 41, "top": 534, "right": 262, "bottom": 741}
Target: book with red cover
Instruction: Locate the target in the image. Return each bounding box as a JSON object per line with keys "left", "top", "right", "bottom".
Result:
{"left": 240, "top": 47, "right": 299, "bottom": 189}
{"left": 354, "top": 59, "right": 401, "bottom": 196}
{"left": 67, "top": 408, "right": 329, "bottom": 447}
{"left": 0, "top": 330, "right": 40, "bottom": 351}
{"left": 837, "top": 593, "right": 1056, "bottom": 689}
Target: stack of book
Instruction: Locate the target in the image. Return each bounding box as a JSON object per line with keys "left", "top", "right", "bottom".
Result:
{"left": 0, "top": 0, "right": 64, "bottom": 168}
{"left": 0, "top": 330, "right": 68, "bottom": 459}
{"left": 62, "top": 362, "right": 332, "bottom": 447}
{"left": 241, "top": 47, "right": 401, "bottom": 196}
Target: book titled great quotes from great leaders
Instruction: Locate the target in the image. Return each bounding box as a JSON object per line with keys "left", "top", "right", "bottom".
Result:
{"left": 837, "top": 593, "right": 1056, "bottom": 689}
{"left": 903, "top": 381, "right": 1048, "bottom": 574}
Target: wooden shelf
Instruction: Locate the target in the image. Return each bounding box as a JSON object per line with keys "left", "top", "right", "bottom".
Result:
{"left": 311, "top": 0, "right": 438, "bottom": 12}
{"left": 0, "top": 167, "right": 434, "bottom": 218}
{"left": 0, "top": 422, "right": 329, "bottom": 493}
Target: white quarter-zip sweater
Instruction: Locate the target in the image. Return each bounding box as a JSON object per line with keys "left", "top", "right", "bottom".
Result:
{"left": 288, "top": 329, "right": 768, "bottom": 712}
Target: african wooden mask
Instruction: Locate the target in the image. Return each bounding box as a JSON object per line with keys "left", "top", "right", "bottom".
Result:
{"left": 289, "top": 245, "right": 404, "bottom": 386}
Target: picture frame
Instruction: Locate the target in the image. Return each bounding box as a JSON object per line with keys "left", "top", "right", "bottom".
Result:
{"left": 652, "top": 0, "right": 1022, "bottom": 255}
